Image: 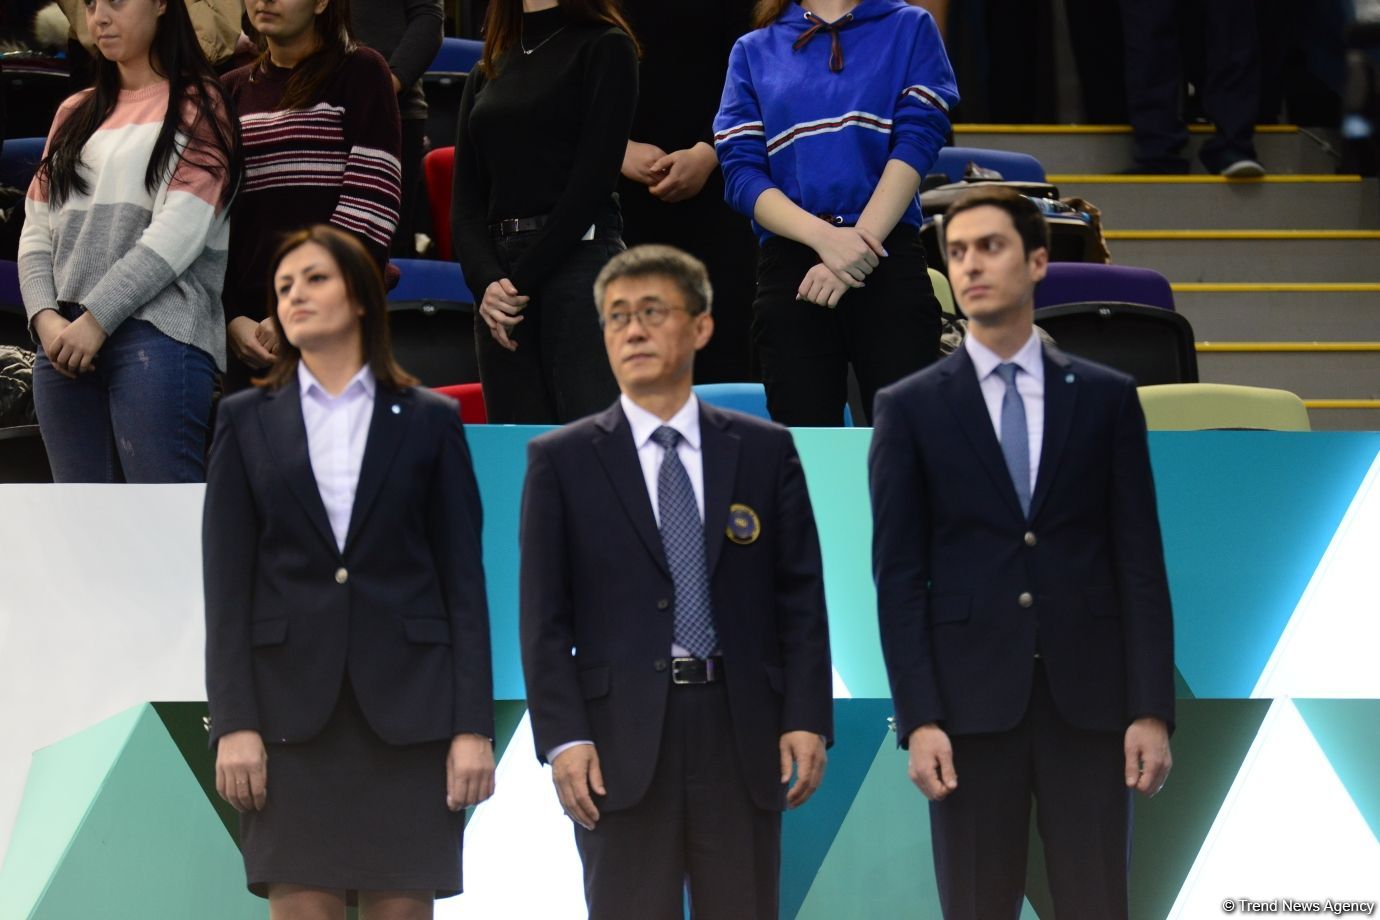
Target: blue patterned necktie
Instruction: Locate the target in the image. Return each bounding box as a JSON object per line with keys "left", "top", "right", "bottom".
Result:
{"left": 650, "top": 426, "right": 718, "bottom": 659}
{"left": 996, "top": 363, "right": 1031, "bottom": 517}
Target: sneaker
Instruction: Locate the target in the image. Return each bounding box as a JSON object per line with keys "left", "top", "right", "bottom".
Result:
{"left": 1221, "top": 159, "right": 1266, "bottom": 178}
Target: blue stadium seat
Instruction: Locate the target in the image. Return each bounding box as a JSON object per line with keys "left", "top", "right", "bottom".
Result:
{"left": 387, "top": 259, "right": 478, "bottom": 387}
{"left": 1035, "top": 262, "right": 1176, "bottom": 311}
{"left": 429, "top": 38, "right": 483, "bottom": 75}
{"left": 1, "top": 137, "right": 46, "bottom": 191}
{"left": 932, "top": 147, "right": 1047, "bottom": 184}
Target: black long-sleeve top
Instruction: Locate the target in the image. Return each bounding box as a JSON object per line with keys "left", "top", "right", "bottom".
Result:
{"left": 352, "top": 0, "right": 444, "bottom": 121}
{"left": 452, "top": 7, "right": 637, "bottom": 297}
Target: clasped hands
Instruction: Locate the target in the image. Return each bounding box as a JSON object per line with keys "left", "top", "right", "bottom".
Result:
{"left": 33, "top": 309, "right": 108, "bottom": 378}
{"left": 622, "top": 140, "right": 717, "bottom": 204}
{"left": 905, "top": 716, "right": 1173, "bottom": 802}
{"left": 796, "top": 224, "right": 888, "bottom": 308}
{"left": 550, "top": 731, "right": 826, "bottom": 830}
{"left": 214, "top": 729, "right": 496, "bottom": 814}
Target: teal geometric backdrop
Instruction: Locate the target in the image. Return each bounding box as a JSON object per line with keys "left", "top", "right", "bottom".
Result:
{"left": 3, "top": 431, "right": 1377, "bottom": 918}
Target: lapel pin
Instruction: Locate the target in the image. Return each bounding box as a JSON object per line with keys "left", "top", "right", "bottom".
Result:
{"left": 391, "top": 404, "right": 401, "bottom": 414}
{"left": 725, "top": 503, "right": 762, "bottom": 545}
{"left": 1065, "top": 373, "right": 1075, "bottom": 384}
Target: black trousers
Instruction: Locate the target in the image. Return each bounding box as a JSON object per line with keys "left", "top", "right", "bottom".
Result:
{"left": 390, "top": 117, "right": 426, "bottom": 258}
{"left": 753, "top": 225, "right": 940, "bottom": 427}
{"left": 620, "top": 174, "right": 760, "bottom": 384}
{"left": 930, "top": 662, "right": 1133, "bottom": 920}
{"left": 475, "top": 233, "right": 622, "bottom": 424}
{"left": 574, "top": 682, "right": 781, "bottom": 920}
{"left": 1120, "top": 0, "right": 1261, "bottom": 171}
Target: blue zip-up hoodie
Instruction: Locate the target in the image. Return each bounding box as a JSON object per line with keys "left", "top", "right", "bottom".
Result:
{"left": 714, "top": 0, "right": 959, "bottom": 243}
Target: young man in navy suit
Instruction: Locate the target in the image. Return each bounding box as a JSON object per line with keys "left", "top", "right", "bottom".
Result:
{"left": 519, "top": 245, "right": 833, "bottom": 920}
{"left": 869, "top": 187, "right": 1175, "bottom": 920}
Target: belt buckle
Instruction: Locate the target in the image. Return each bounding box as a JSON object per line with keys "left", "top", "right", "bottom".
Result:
{"left": 498, "top": 218, "right": 522, "bottom": 236}
{"left": 670, "top": 656, "right": 720, "bottom": 685}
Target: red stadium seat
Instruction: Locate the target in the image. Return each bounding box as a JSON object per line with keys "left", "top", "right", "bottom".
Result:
{"left": 434, "top": 382, "right": 487, "bottom": 424}
{"left": 423, "top": 146, "right": 455, "bottom": 260}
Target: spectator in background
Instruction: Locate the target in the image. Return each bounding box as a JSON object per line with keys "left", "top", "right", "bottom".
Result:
{"left": 617, "top": 0, "right": 758, "bottom": 384}
{"left": 1120, "top": 0, "right": 1264, "bottom": 176}
{"left": 221, "top": 0, "right": 401, "bottom": 392}
{"left": 452, "top": 0, "right": 637, "bottom": 424}
{"left": 19, "top": 0, "right": 239, "bottom": 483}
{"left": 352, "top": 0, "right": 443, "bottom": 259}
{"left": 715, "top": 0, "right": 957, "bottom": 426}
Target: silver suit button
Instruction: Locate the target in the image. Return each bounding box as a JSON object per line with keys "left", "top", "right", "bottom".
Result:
{"left": 1024, "top": 532, "right": 1037, "bottom": 547}
{"left": 1018, "top": 592, "right": 1034, "bottom": 608}
{"left": 335, "top": 567, "right": 349, "bottom": 585}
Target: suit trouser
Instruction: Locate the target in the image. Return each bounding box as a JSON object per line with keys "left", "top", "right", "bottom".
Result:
{"left": 929, "top": 661, "right": 1133, "bottom": 920}
{"left": 752, "top": 225, "right": 941, "bottom": 427}
{"left": 574, "top": 681, "right": 781, "bottom": 920}
{"left": 1119, "top": 0, "right": 1261, "bottom": 171}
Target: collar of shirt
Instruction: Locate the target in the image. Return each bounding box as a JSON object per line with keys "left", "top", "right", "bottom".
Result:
{"left": 298, "top": 361, "right": 376, "bottom": 405}
{"left": 964, "top": 326, "right": 1044, "bottom": 386}
{"left": 620, "top": 392, "right": 702, "bottom": 452}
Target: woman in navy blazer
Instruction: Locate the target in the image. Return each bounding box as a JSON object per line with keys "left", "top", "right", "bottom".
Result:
{"left": 203, "top": 224, "right": 495, "bottom": 918}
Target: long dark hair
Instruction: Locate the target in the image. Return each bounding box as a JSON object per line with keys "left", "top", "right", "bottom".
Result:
{"left": 250, "top": 0, "right": 356, "bottom": 111}
{"left": 36, "top": 0, "right": 239, "bottom": 209}
{"left": 480, "top": 0, "right": 640, "bottom": 78}
{"left": 257, "top": 225, "right": 418, "bottom": 391}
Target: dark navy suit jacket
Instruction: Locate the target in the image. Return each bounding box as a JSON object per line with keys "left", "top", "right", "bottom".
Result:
{"left": 203, "top": 375, "right": 494, "bottom": 748}
{"left": 869, "top": 343, "right": 1175, "bottom": 743}
{"left": 519, "top": 400, "right": 833, "bottom": 812}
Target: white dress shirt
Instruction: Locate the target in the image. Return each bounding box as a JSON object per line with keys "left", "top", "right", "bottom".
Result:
{"left": 547, "top": 393, "right": 707, "bottom": 764}
{"left": 299, "top": 362, "right": 376, "bottom": 553}
{"left": 964, "top": 328, "right": 1044, "bottom": 496}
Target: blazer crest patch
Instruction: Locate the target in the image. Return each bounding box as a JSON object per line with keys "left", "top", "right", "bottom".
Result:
{"left": 725, "top": 503, "right": 761, "bottom": 545}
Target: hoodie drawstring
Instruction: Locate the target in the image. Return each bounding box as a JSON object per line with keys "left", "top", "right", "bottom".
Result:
{"left": 793, "top": 11, "right": 855, "bottom": 73}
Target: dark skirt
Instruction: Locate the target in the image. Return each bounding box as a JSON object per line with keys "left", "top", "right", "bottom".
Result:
{"left": 239, "top": 681, "right": 463, "bottom": 902}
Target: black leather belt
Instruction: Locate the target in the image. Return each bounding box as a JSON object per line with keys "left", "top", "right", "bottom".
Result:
{"left": 671, "top": 656, "right": 725, "bottom": 685}
{"left": 490, "top": 215, "right": 548, "bottom": 237}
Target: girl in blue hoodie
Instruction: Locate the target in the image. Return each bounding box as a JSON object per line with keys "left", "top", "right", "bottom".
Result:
{"left": 714, "top": 0, "right": 958, "bottom": 425}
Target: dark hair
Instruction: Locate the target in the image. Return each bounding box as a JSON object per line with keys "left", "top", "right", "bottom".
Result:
{"left": 751, "top": 0, "right": 798, "bottom": 29}
{"left": 480, "top": 0, "right": 640, "bottom": 78}
{"left": 250, "top": 0, "right": 356, "bottom": 111}
{"left": 944, "top": 186, "right": 1050, "bottom": 256}
{"left": 36, "top": 0, "right": 240, "bottom": 209}
{"left": 256, "top": 224, "right": 419, "bottom": 391}
{"left": 593, "top": 244, "right": 713, "bottom": 317}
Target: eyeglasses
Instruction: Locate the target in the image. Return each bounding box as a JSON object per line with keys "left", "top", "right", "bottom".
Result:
{"left": 601, "top": 304, "right": 692, "bottom": 331}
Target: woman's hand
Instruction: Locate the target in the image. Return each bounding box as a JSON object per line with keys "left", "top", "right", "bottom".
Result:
{"left": 254, "top": 316, "right": 280, "bottom": 358}
{"left": 811, "top": 225, "right": 888, "bottom": 286}
{"left": 622, "top": 140, "right": 669, "bottom": 186}
{"left": 797, "top": 263, "right": 851, "bottom": 308}
{"left": 648, "top": 143, "right": 717, "bottom": 203}
{"left": 227, "top": 316, "right": 275, "bottom": 368}
{"left": 32, "top": 310, "right": 75, "bottom": 379}
{"left": 216, "top": 729, "right": 269, "bottom": 812}
{"left": 446, "top": 733, "right": 496, "bottom": 811}
{"left": 46, "top": 311, "right": 108, "bottom": 376}
{"left": 480, "top": 278, "right": 529, "bottom": 352}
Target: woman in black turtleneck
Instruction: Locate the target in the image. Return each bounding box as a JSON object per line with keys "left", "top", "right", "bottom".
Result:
{"left": 452, "top": 0, "right": 638, "bottom": 424}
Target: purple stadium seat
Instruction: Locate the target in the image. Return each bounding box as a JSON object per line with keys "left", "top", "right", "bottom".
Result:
{"left": 1035, "top": 262, "right": 1176, "bottom": 311}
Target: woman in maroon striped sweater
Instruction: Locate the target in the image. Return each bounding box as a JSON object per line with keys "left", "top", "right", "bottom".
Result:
{"left": 220, "top": 0, "right": 402, "bottom": 392}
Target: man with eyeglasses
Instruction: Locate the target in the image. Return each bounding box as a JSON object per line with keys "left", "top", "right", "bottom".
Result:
{"left": 518, "top": 244, "right": 834, "bottom": 919}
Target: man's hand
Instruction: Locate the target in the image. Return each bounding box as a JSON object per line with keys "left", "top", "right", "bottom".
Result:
{"left": 907, "top": 723, "right": 957, "bottom": 801}
{"left": 648, "top": 143, "right": 717, "bottom": 203}
{"left": 48, "top": 311, "right": 108, "bottom": 375}
{"left": 551, "top": 743, "right": 604, "bottom": 830}
{"left": 479, "top": 278, "right": 529, "bottom": 352}
{"left": 215, "top": 730, "right": 268, "bottom": 812}
{"left": 1124, "top": 717, "right": 1171, "bottom": 797}
{"left": 810, "top": 225, "right": 887, "bottom": 286}
{"left": 622, "top": 140, "right": 669, "bottom": 186}
{"left": 780, "top": 730, "right": 827, "bottom": 808}
{"left": 227, "top": 316, "right": 275, "bottom": 368}
{"left": 796, "top": 263, "right": 851, "bottom": 308}
{"left": 446, "top": 733, "right": 496, "bottom": 811}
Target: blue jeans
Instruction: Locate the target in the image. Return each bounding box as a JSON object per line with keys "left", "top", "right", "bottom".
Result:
{"left": 32, "top": 305, "right": 216, "bottom": 483}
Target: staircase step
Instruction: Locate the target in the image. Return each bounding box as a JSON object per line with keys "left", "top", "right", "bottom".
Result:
{"left": 1305, "top": 402, "right": 1380, "bottom": 431}
{"left": 1171, "top": 285, "right": 1380, "bottom": 342}
{"left": 1103, "top": 232, "right": 1380, "bottom": 283}
{"left": 1196, "top": 348, "right": 1380, "bottom": 400}
{"left": 1047, "top": 175, "right": 1378, "bottom": 230}
{"left": 953, "top": 124, "right": 1340, "bottom": 175}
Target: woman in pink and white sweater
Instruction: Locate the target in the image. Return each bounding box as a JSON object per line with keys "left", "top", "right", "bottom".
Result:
{"left": 19, "top": 0, "right": 239, "bottom": 483}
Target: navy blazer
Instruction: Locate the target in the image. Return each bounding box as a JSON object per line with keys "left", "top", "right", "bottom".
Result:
{"left": 519, "top": 400, "right": 833, "bottom": 813}
{"left": 869, "top": 344, "right": 1175, "bottom": 743}
{"left": 203, "top": 375, "right": 494, "bottom": 748}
